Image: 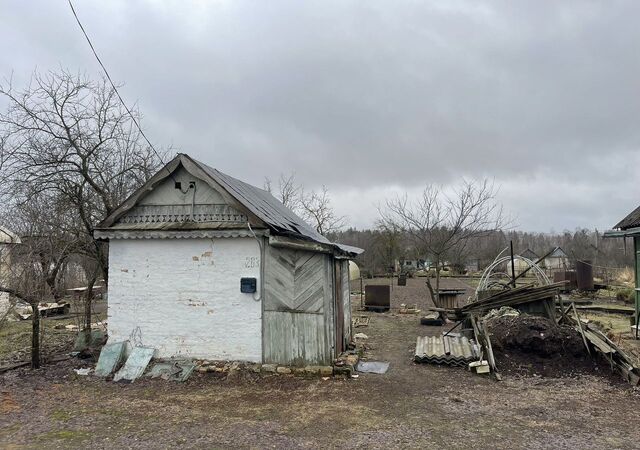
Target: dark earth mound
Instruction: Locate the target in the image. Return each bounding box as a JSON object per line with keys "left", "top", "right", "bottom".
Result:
{"left": 486, "top": 314, "right": 612, "bottom": 379}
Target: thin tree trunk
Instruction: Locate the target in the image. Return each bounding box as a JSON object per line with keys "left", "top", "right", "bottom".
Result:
{"left": 435, "top": 259, "right": 441, "bottom": 308}
{"left": 83, "top": 273, "right": 98, "bottom": 340}
{"left": 31, "top": 302, "right": 40, "bottom": 369}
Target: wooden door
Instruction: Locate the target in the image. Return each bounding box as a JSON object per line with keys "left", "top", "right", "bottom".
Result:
{"left": 335, "top": 260, "right": 344, "bottom": 355}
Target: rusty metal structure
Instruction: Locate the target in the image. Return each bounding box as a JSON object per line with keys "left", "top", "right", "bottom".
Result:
{"left": 576, "top": 260, "right": 595, "bottom": 291}
{"left": 364, "top": 285, "right": 391, "bottom": 311}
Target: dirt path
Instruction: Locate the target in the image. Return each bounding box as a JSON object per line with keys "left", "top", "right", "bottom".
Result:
{"left": 1, "top": 278, "right": 640, "bottom": 448}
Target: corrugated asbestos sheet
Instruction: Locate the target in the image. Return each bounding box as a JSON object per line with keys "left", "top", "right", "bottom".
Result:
{"left": 614, "top": 204, "right": 640, "bottom": 230}
{"left": 415, "top": 336, "right": 480, "bottom": 367}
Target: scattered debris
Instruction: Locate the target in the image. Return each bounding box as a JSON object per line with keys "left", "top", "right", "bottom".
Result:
{"left": 356, "top": 361, "right": 389, "bottom": 374}
{"left": 420, "top": 313, "right": 444, "bottom": 326}
{"left": 469, "top": 360, "right": 490, "bottom": 374}
{"left": 94, "top": 341, "right": 127, "bottom": 377}
{"left": 414, "top": 336, "right": 480, "bottom": 367}
{"left": 353, "top": 316, "right": 370, "bottom": 328}
{"left": 14, "top": 300, "right": 71, "bottom": 320}
{"left": 483, "top": 306, "right": 520, "bottom": 321}
{"left": 73, "top": 368, "right": 91, "bottom": 376}
{"left": 354, "top": 332, "right": 369, "bottom": 340}
{"left": 463, "top": 283, "right": 562, "bottom": 320}
{"left": 113, "top": 347, "right": 155, "bottom": 382}
{"left": 73, "top": 329, "right": 107, "bottom": 352}
{"left": 399, "top": 303, "right": 420, "bottom": 314}
{"left": 147, "top": 361, "right": 195, "bottom": 382}
{"left": 561, "top": 310, "right": 640, "bottom": 385}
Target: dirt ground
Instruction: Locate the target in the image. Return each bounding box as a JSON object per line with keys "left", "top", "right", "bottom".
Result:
{"left": 2, "top": 278, "right": 640, "bottom": 449}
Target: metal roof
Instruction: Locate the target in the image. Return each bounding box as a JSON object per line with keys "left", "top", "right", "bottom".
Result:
{"left": 414, "top": 335, "right": 479, "bottom": 367}
{"left": 192, "top": 158, "right": 333, "bottom": 246}
{"left": 613, "top": 204, "right": 640, "bottom": 231}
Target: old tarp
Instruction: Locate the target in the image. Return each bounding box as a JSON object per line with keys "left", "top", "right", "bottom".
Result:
{"left": 94, "top": 341, "right": 127, "bottom": 377}
{"left": 113, "top": 347, "right": 155, "bottom": 382}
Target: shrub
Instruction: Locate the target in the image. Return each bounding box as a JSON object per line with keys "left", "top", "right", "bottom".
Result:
{"left": 616, "top": 288, "right": 635, "bottom": 304}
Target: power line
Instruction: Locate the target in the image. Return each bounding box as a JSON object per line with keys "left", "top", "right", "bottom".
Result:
{"left": 67, "top": 0, "right": 175, "bottom": 181}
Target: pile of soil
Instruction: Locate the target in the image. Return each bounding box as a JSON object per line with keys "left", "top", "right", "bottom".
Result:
{"left": 486, "top": 314, "right": 606, "bottom": 378}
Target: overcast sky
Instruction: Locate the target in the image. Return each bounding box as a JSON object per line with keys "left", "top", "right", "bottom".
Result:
{"left": 1, "top": 0, "right": 639, "bottom": 232}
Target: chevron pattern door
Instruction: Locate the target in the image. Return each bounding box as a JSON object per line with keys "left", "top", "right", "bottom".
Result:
{"left": 264, "top": 248, "right": 326, "bottom": 313}
{"left": 263, "top": 246, "right": 334, "bottom": 365}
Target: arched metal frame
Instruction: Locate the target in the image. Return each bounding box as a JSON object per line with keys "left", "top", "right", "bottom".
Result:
{"left": 475, "top": 248, "right": 551, "bottom": 299}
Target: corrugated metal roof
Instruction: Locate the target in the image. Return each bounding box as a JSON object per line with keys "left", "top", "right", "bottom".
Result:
{"left": 614, "top": 204, "right": 640, "bottom": 231}
{"left": 414, "top": 335, "right": 479, "bottom": 367}
{"left": 193, "top": 158, "right": 333, "bottom": 246}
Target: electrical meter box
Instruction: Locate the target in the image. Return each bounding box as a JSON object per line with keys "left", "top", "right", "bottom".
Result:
{"left": 240, "top": 277, "right": 257, "bottom": 294}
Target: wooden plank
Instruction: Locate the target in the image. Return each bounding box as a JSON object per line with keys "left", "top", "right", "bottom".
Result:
{"left": 571, "top": 302, "right": 591, "bottom": 356}
{"left": 263, "top": 310, "right": 330, "bottom": 365}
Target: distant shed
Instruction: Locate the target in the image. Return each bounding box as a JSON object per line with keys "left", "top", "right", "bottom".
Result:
{"left": 604, "top": 206, "right": 640, "bottom": 336}
{"left": 95, "top": 154, "right": 362, "bottom": 366}
{"left": 0, "top": 226, "right": 21, "bottom": 317}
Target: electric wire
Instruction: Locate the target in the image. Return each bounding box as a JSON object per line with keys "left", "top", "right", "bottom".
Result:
{"left": 67, "top": 0, "right": 175, "bottom": 183}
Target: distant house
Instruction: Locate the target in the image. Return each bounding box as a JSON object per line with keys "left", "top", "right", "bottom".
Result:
{"left": 95, "top": 154, "right": 363, "bottom": 365}
{"left": 543, "top": 247, "right": 569, "bottom": 271}
{"left": 464, "top": 258, "right": 480, "bottom": 273}
{"left": 0, "top": 226, "right": 21, "bottom": 317}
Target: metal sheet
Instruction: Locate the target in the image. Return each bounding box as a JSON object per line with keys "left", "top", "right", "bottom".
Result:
{"left": 356, "top": 361, "right": 390, "bottom": 374}
{"left": 576, "top": 260, "right": 594, "bottom": 291}
{"left": 94, "top": 341, "right": 127, "bottom": 377}
{"left": 113, "top": 347, "right": 155, "bottom": 382}
{"left": 365, "top": 285, "right": 390, "bottom": 310}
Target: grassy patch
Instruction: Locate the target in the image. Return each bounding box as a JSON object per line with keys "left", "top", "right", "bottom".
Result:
{"left": 36, "top": 429, "right": 90, "bottom": 444}
{"left": 50, "top": 409, "right": 73, "bottom": 421}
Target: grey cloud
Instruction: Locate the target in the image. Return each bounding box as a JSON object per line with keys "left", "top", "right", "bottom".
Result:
{"left": 1, "top": 0, "right": 639, "bottom": 231}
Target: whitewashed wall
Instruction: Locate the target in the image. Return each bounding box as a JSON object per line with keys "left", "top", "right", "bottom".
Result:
{"left": 107, "top": 237, "right": 262, "bottom": 361}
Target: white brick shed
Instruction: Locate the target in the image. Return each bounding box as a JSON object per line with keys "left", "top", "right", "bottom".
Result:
{"left": 95, "top": 154, "right": 362, "bottom": 366}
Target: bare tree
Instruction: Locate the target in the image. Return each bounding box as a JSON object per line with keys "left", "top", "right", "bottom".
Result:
{"left": 264, "top": 172, "right": 301, "bottom": 210}
{"left": 299, "top": 185, "right": 346, "bottom": 235}
{"left": 0, "top": 70, "right": 162, "bottom": 283}
{"left": 265, "top": 172, "right": 345, "bottom": 235}
{"left": 0, "top": 70, "right": 162, "bottom": 346}
{"left": 379, "top": 179, "right": 509, "bottom": 314}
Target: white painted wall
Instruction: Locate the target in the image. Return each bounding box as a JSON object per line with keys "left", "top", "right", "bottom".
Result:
{"left": 107, "top": 237, "right": 262, "bottom": 362}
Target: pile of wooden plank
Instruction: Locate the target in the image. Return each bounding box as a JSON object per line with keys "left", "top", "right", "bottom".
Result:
{"left": 562, "top": 307, "right": 640, "bottom": 386}
{"left": 462, "top": 283, "right": 564, "bottom": 317}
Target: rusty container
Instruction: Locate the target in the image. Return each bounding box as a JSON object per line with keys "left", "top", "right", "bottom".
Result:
{"left": 576, "top": 260, "right": 594, "bottom": 291}
{"left": 365, "top": 285, "right": 391, "bottom": 311}
{"left": 554, "top": 270, "right": 577, "bottom": 292}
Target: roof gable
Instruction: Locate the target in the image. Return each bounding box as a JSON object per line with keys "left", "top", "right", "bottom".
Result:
{"left": 96, "top": 154, "right": 358, "bottom": 254}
